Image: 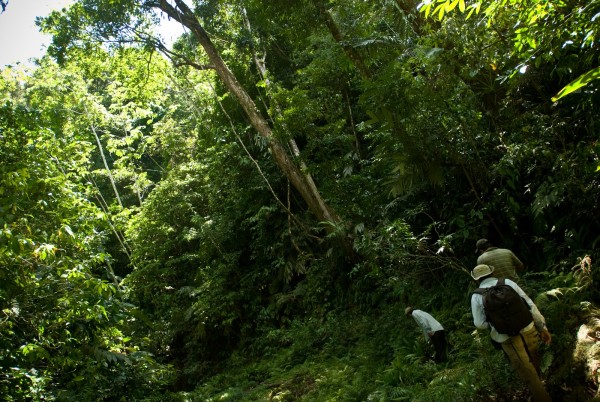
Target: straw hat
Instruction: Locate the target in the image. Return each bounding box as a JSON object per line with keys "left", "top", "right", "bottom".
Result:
{"left": 471, "top": 264, "right": 494, "bottom": 280}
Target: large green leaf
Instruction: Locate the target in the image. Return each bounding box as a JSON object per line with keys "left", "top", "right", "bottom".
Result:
{"left": 551, "top": 67, "right": 600, "bottom": 102}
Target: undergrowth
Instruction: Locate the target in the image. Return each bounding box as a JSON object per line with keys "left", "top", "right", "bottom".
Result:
{"left": 178, "top": 255, "right": 599, "bottom": 401}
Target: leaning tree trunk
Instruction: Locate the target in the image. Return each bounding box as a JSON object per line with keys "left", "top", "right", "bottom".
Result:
{"left": 155, "top": 0, "right": 342, "bottom": 228}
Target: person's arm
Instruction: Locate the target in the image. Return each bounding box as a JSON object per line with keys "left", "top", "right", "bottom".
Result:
{"left": 506, "top": 279, "right": 551, "bottom": 343}
{"left": 510, "top": 251, "right": 525, "bottom": 272}
{"left": 471, "top": 294, "right": 489, "bottom": 330}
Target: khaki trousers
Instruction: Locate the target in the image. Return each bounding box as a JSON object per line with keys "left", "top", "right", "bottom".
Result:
{"left": 501, "top": 325, "right": 552, "bottom": 402}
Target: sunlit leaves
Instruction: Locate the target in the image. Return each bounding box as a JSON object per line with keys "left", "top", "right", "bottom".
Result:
{"left": 551, "top": 67, "right": 600, "bottom": 102}
{"left": 0, "top": 59, "right": 172, "bottom": 399}
{"left": 419, "top": 0, "right": 481, "bottom": 20}
{"left": 40, "top": 0, "right": 155, "bottom": 65}
{"left": 34, "top": 244, "right": 56, "bottom": 261}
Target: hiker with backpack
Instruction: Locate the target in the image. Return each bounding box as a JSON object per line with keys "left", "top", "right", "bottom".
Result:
{"left": 476, "top": 238, "right": 524, "bottom": 282}
{"left": 471, "top": 264, "right": 552, "bottom": 402}
{"left": 405, "top": 307, "right": 448, "bottom": 363}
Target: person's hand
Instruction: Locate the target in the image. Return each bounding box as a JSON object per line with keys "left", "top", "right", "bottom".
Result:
{"left": 540, "top": 328, "right": 552, "bottom": 345}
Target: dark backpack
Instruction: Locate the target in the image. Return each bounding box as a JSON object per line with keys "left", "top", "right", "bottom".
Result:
{"left": 473, "top": 278, "right": 533, "bottom": 336}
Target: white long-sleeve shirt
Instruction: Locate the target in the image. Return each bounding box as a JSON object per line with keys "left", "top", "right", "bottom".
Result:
{"left": 471, "top": 277, "right": 546, "bottom": 343}
{"left": 411, "top": 309, "right": 444, "bottom": 341}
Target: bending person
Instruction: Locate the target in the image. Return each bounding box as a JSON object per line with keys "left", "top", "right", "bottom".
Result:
{"left": 405, "top": 307, "right": 448, "bottom": 363}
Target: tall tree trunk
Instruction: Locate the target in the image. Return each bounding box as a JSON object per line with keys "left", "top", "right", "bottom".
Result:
{"left": 241, "top": 8, "right": 333, "bottom": 221}
{"left": 393, "top": 0, "right": 423, "bottom": 35}
{"left": 89, "top": 122, "right": 123, "bottom": 208}
{"left": 313, "top": 1, "right": 373, "bottom": 81}
{"left": 155, "top": 0, "right": 341, "bottom": 227}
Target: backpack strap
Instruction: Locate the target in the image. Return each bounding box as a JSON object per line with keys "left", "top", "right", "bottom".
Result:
{"left": 472, "top": 278, "right": 502, "bottom": 309}
{"left": 473, "top": 277, "right": 501, "bottom": 296}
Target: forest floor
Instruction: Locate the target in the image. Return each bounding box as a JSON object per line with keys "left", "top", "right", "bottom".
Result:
{"left": 178, "top": 281, "right": 600, "bottom": 401}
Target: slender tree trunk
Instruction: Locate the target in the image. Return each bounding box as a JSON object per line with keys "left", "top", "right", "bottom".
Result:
{"left": 343, "top": 88, "right": 362, "bottom": 160}
{"left": 315, "top": 1, "right": 425, "bottom": 180}
{"left": 90, "top": 122, "right": 123, "bottom": 208}
{"left": 241, "top": 8, "right": 334, "bottom": 223}
{"left": 394, "top": 0, "right": 424, "bottom": 35}
{"left": 155, "top": 0, "right": 341, "bottom": 227}
{"left": 313, "top": 1, "right": 372, "bottom": 80}
{"left": 315, "top": 1, "right": 423, "bottom": 77}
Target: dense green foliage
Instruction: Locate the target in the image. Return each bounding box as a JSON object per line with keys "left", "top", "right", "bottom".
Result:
{"left": 1, "top": 0, "right": 599, "bottom": 400}
{"left": 0, "top": 66, "right": 172, "bottom": 400}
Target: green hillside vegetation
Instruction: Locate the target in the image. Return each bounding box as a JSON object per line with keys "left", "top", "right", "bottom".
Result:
{"left": 1, "top": 0, "right": 599, "bottom": 400}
